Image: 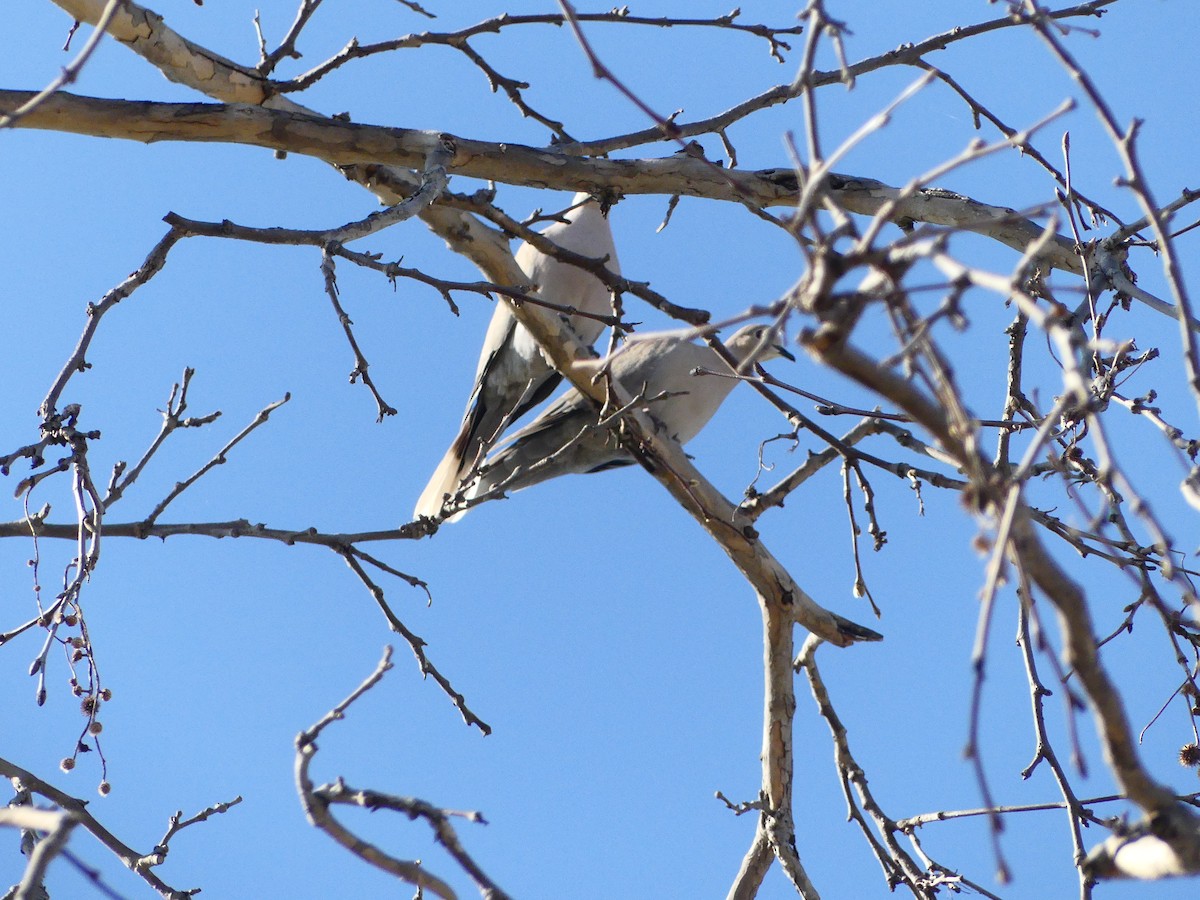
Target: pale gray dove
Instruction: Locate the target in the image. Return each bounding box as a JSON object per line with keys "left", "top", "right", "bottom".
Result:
{"left": 459, "top": 323, "right": 794, "bottom": 509}
{"left": 414, "top": 193, "right": 620, "bottom": 519}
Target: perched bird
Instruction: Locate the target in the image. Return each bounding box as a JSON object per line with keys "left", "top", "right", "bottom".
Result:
{"left": 460, "top": 323, "right": 794, "bottom": 507}
{"left": 414, "top": 193, "right": 620, "bottom": 519}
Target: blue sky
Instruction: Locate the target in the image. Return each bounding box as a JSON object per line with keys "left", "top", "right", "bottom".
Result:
{"left": 2, "top": 1, "right": 1199, "bottom": 898}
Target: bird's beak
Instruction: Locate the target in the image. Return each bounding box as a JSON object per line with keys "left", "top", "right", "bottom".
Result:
{"left": 774, "top": 342, "right": 796, "bottom": 362}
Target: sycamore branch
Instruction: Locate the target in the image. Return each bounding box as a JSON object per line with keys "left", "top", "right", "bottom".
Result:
{"left": 0, "top": 89, "right": 1084, "bottom": 276}
{"left": 0, "top": 755, "right": 212, "bottom": 899}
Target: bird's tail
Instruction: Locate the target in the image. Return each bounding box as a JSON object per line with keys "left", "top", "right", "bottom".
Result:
{"left": 413, "top": 390, "right": 489, "bottom": 519}
{"left": 414, "top": 370, "right": 554, "bottom": 521}
{"left": 412, "top": 442, "right": 469, "bottom": 520}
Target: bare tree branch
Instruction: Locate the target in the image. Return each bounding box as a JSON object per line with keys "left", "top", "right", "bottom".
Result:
{"left": 295, "top": 647, "right": 509, "bottom": 899}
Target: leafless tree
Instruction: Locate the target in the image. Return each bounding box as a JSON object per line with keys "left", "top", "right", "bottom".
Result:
{"left": 2, "top": 1, "right": 1199, "bottom": 898}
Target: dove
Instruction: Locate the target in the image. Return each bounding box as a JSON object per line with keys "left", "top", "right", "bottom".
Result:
{"left": 461, "top": 323, "right": 793, "bottom": 507}
{"left": 413, "top": 193, "right": 620, "bottom": 519}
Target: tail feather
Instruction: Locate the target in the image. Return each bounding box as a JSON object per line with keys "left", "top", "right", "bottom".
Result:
{"left": 413, "top": 436, "right": 470, "bottom": 520}
{"left": 413, "top": 391, "right": 491, "bottom": 519}
{"left": 414, "top": 370, "right": 557, "bottom": 520}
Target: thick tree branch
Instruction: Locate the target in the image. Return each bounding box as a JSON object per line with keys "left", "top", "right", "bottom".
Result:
{"left": 0, "top": 90, "right": 1086, "bottom": 277}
